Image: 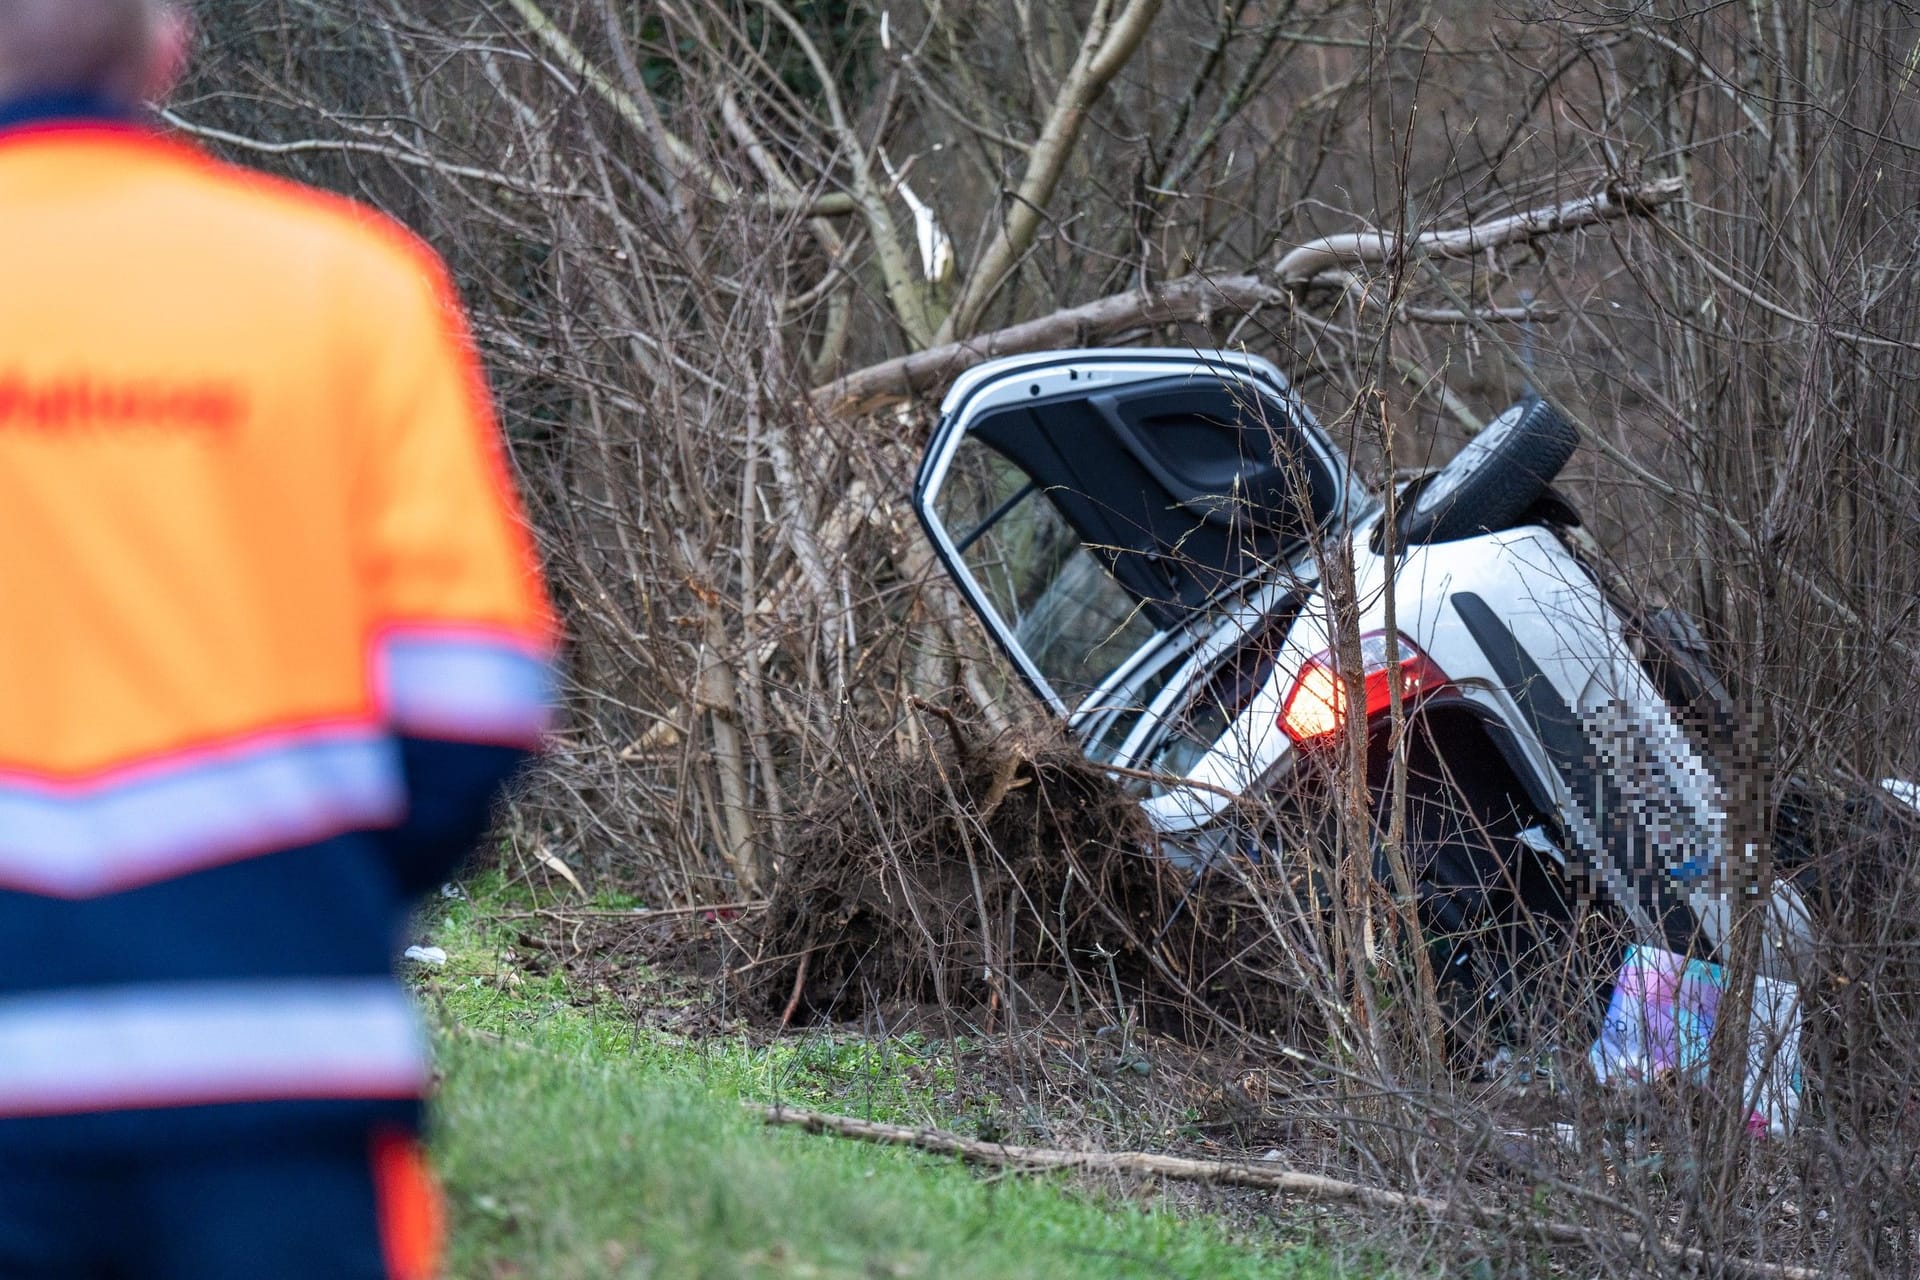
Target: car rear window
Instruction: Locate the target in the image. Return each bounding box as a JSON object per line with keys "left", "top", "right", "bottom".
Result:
{"left": 936, "top": 439, "right": 1158, "bottom": 707}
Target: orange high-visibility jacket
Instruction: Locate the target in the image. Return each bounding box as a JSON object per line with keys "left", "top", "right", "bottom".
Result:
{"left": 0, "top": 107, "right": 554, "bottom": 1140}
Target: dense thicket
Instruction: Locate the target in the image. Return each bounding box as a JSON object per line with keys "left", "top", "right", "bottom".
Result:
{"left": 181, "top": 2, "right": 1920, "bottom": 1272}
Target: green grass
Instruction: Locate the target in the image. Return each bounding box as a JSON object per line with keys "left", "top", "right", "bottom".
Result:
{"left": 420, "top": 878, "right": 965, "bottom": 1124}
{"left": 419, "top": 877, "right": 1368, "bottom": 1279}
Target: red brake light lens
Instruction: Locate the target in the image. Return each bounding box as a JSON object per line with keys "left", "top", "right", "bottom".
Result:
{"left": 1279, "top": 633, "right": 1449, "bottom": 745}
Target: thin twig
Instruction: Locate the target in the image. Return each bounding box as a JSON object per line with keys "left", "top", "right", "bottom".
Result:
{"left": 159, "top": 110, "right": 596, "bottom": 201}
{"left": 491, "top": 899, "right": 768, "bottom": 922}
{"left": 778, "top": 952, "right": 811, "bottom": 1030}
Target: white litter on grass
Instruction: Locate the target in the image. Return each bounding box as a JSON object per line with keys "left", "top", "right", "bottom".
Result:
{"left": 404, "top": 945, "right": 448, "bottom": 967}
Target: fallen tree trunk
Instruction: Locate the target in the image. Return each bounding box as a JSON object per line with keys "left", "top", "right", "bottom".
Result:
{"left": 811, "top": 178, "right": 1684, "bottom": 419}
{"left": 756, "top": 1103, "right": 1819, "bottom": 1280}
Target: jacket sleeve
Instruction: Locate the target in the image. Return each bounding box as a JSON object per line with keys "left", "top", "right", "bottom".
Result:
{"left": 348, "top": 228, "right": 557, "bottom": 897}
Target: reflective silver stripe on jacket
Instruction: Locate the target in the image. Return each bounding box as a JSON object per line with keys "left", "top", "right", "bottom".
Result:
{"left": 0, "top": 730, "right": 405, "bottom": 898}
{"left": 0, "top": 979, "right": 428, "bottom": 1116}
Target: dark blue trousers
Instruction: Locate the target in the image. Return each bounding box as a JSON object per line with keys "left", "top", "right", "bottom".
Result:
{"left": 0, "top": 1130, "right": 431, "bottom": 1280}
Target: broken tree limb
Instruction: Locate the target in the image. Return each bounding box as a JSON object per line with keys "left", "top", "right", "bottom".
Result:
{"left": 758, "top": 1103, "right": 1446, "bottom": 1213}
{"left": 755, "top": 1104, "right": 1820, "bottom": 1280}
{"left": 1402, "top": 303, "right": 1560, "bottom": 324}
{"left": 814, "top": 179, "right": 1684, "bottom": 419}
{"left": 1273, "top": 176, "right": 1686, "bottom": 286}
{"left": 813, "top": 272, "right": 1284, "bottom": 418}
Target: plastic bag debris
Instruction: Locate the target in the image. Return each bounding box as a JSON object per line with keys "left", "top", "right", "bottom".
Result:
{"left": 1590, "top": 944, "right": 1803, "bottom": 1136}
{"left": 1883, "top": 777, "right": 1920, "bottom": 815}
{"left": 403, "top": 945, "right": 448, "bottom": 967}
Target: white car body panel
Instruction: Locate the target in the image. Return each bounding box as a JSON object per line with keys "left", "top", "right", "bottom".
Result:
{"left": 915, "top": 348, "right": 1807, "bottom": 971}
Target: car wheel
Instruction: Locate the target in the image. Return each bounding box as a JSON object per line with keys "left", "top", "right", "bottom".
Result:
{"left": 1394, "top": 397, "right": 1579, "bottom": 546}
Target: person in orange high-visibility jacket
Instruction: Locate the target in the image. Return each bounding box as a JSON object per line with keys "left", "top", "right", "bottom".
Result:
{"left": 0, "top": 3, "right": 555, "bottom": 1276}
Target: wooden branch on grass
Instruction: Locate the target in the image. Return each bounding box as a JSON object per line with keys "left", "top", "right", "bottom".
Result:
{"left": 756, "top": 1104, "right": 1820, "bottom": 1280}
{"left": 816, "top": 179, "right": 1684, "bottom": 418}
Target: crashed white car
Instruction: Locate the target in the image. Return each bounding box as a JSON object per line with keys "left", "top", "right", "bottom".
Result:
{"left": 914, "top": 348, "right": 1830, "bottom": 1113}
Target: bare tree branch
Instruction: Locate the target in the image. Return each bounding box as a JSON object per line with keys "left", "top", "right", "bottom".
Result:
{"left": 1274, "top": 177, "right": 1687, "bottom": 285}
{"left": 746, "top": 0, "right": 938, "bottom": 345}
{"left": 1402, "top": 303, "right": 1559, "bottom": 323}
{"left": 159, "top": 109, "right": 599, "bottom": 202}
{"left": 935, "top": 0, "right": 1167, "bottom": 342}
{"left": 815, "top": 271, "right": 1283, "bottom": 417}
{"left": 502, "top": 0, "right": 854, "bottom": 216}
{"left": 822, "top": 179, "right": 1679, "bottom": 417}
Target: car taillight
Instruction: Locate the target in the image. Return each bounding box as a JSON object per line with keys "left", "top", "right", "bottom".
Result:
{"left": 1279, "top": 632, "right": 1449, "bottom": 745}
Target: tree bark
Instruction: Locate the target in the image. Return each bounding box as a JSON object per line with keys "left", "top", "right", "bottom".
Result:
{"left": 1273, "top": 177, "right": 1686, "bottom": 285}
{"left": 816, "top": 175, "right": 1686, "bottom": 419}
{"left": 816, "top": 272, "right": 1282, "bottom": 418}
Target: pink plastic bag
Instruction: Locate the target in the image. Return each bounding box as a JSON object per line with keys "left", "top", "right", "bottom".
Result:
{"left": 1589, "top": 945, "right": 1802, "bottom": 1135}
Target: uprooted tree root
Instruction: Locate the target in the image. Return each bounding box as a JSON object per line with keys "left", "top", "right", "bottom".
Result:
{"left": 750, "top": 712, "right": 1326, "bottom": 1044}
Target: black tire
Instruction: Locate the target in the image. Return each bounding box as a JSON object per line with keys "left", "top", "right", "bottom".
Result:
{"left": 1396, "top": 397, "right": 1579, "bottom": 546}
